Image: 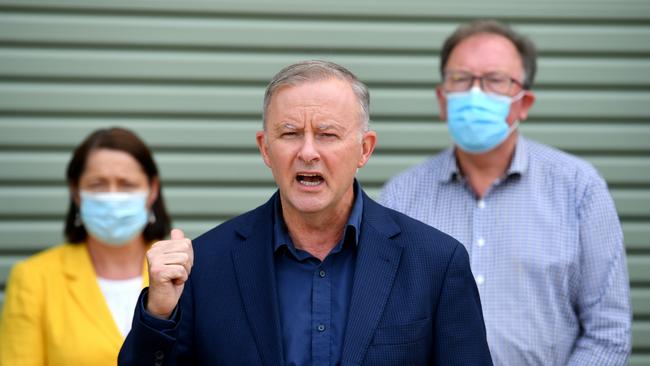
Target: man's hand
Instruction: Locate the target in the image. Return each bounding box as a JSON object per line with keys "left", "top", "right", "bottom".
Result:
{"left": 145, "top": 229, "right": 194, "bottom": 319}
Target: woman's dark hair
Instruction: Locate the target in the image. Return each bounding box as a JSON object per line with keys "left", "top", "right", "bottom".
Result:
{"left": 64, "top": 127, "right": 171, "bottom": 243}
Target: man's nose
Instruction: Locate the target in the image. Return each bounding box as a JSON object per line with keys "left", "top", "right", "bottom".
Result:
{"left": 297, "top": 135, "right": 320, "bottom": 164}
{"left": 471, "top": 75, "right": 483, "bottom": 90}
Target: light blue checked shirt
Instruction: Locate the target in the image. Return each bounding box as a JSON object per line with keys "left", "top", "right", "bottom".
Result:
{"left": 379, "top": 136, "right": 631, "bottom": 366}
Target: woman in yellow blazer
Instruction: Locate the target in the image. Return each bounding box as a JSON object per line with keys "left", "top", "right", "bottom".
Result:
{"left": 0, "top": 127, "right": 171, "bottom": 366}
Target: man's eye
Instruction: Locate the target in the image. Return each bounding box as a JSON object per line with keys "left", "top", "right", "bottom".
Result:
{"left": 447, "top": 72, "right": 470, "bottom": 80}
{"left": 486, "top": 77, "right": 507, "bottom": 84}
{"left": 318, "top": 133, "right": 338, "bottom": 139}
{"left": 281, "top": 132, "right": 297, "bottom": 138}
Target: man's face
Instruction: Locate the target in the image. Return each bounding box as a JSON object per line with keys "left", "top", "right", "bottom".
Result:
{"left": 256, "top": 78, "right": 376, "bottom": 218}
{"left": 436, "top": 33, "right": 535, "bottom": 125}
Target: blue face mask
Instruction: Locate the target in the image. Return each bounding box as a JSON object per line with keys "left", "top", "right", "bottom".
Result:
{"left": 446, "top": 87, "right": 520, "bottom": 154}
{"left": 80, "top": 191, "right": 149, "bottom": 246}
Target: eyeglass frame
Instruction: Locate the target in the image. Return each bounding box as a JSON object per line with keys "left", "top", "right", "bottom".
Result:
{"left": 441, "top": 70, "right": 526, "bottom": 96}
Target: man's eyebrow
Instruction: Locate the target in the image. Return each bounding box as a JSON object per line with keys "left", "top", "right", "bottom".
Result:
{"left": 275, "top": 122, "right": 298, "bottom": 130}
{"left": 316, "top": 123, "right": 343, "bottom": 131}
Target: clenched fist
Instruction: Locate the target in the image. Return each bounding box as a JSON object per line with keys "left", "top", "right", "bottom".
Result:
{"left": 145, "top": 228, "right": 194, "bottom": 319}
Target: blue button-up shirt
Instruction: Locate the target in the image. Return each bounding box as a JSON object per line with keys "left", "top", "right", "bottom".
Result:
{"left": 274, "top": 181, "right": 362, "bottom": 366}
{"left": 380, "top": 136, "right": 631, "bottom": 365}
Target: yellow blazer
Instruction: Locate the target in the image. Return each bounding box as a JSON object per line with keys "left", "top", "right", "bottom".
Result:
{"left": 0, "top": 243, "right": 148, "bottom": 366}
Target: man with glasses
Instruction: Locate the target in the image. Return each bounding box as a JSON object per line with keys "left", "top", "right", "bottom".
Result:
{"left": 380, "top": 20, "right": 631, "bottom": 365}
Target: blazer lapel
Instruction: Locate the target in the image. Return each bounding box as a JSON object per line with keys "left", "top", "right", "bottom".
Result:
{"left": 341, "top": 194, "right": 403, "bottom": 365}
{"left": 230, "top": 197, "right": 284, "bottom": 366}
{"left": 62, "top": 244, "right": 122, "bottom": 348}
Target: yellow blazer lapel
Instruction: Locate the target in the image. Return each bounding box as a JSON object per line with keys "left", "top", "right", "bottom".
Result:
{"left": 142, "top": 244, "right": 150, "bottom": 288}
{"left": 62, "top": 244, "right": 122, "bottom": 348}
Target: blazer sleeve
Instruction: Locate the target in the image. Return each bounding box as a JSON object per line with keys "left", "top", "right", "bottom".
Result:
{"left": 433, "top": 243, "right": 493, "bottom": 365}
{"left": 0, "top": 261, "right": 46, "bottom": 366}
{"left": 119, "top": 282, "right": 195, "bottom": 366}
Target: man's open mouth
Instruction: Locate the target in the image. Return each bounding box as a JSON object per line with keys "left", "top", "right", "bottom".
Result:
{"left": 296, "top": 173, "right": 324, "bottom": 186}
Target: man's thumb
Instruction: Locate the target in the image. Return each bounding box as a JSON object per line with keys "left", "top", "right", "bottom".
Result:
{"left": 170, "top": 228, "right": 185, "bottom": 240}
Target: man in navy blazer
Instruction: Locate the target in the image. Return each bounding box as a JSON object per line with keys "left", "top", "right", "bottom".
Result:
{"left": 119, "top": 60, "right": 492, "bottom": 365}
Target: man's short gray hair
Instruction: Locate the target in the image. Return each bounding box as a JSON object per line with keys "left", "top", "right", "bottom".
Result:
{"left": 262, "top": 60, "right": 370, "bottom": 132}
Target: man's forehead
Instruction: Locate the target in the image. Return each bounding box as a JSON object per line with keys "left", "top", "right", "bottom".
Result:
{"left": 275, "top": 121, "right": 344, "bottom": 130}
{"left": 268, "top": 80, "right": 358, "bottom": 113}
{"left": 447, "top": 33, "right": 524, "bottom": 74}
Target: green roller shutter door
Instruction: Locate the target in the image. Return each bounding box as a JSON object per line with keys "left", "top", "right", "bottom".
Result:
{"left": 0, "top": 0, "right": 649, "bottom": 363}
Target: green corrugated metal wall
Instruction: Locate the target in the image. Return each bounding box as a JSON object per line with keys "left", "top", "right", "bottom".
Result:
{"left": 0, "top": 0, "right": 649, "bottom": 363}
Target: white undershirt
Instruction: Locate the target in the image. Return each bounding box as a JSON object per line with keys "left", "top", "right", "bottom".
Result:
{"left": 97, "top": 276, "right": 143, "bottom": 337}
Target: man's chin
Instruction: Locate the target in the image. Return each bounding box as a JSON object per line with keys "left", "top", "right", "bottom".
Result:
{"left": 285, "top": 195, "right": 329, "bottom": 215}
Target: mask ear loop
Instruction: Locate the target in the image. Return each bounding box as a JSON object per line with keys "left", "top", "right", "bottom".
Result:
{"left": 511, "top": 89, "right": 526, "bottom": 102}
{"left": 508, "top": 89, "right": 528, "bottom": 135}
{"left": 508, "top": 120, "right": 520, "bottom": 134}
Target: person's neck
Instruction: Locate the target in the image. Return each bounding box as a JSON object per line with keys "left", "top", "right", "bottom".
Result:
{"left": 455, "top": 133, "right": 518, "bottom": 199}
{"left": 282, "top": 192, "right": 354, "bottom": 261}
{"left": 86, "top": 236, "right": 147, "bottom": 280}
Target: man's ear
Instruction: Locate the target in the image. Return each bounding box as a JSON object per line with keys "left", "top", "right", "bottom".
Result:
{"left": 436, "top": 85, "right": 448, "bottom": 121}
{"left": 357, "top": 130, "right": 377, "bottom": 168}
{"left": 256, "top": 131, "right": 272, "bottom": 168}
{"left": 516, "top": 90, "right": 536, "bottom": 121}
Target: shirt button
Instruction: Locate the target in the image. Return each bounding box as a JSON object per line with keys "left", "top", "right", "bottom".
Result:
{"left": 154, "top": 350, "right": 164, "bottom": 360}
{"left": 319, "top": 270, "right": 326, "bottom": 278}
{"left": 477, "top": 200, "right": 486, "bottom": 209}
{"left": 317, "top": 324, "right": 326, "bottom": 332}
{"left": 477, "top": 238, "right": 485, "bottom": 247}
{"left": 475, "top": 275, "right": 485, "bottom": 285}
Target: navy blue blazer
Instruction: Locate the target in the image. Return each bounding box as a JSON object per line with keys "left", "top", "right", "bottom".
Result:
{"left": 119, "top": 191, "right": 492, "bottom": 365}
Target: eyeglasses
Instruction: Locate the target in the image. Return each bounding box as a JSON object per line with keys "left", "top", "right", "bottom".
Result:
{"left": 443, "top": 71, "right": 524, "bottom": 96}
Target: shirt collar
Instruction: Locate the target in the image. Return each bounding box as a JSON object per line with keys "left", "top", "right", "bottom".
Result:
{"left": 273, "top": 179, "right": 364, "bottom": 254}
{"left": 436, "top": 147, "right": 460, "bottom": 183}
{"left": 438, "top": 135, "right": 530, "bottom": 183}
{"left": 507, "top": 135, "right": 529, "bottom": 176}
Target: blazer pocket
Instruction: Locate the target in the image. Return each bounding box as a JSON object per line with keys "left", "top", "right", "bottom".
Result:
{"left": 371, "top": 318, "right": 431, "bottom": 345}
